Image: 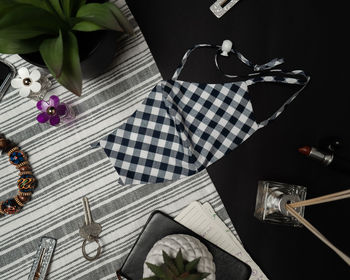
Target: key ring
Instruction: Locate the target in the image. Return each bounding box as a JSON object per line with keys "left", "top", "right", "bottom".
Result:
{"left": 82, "top": 237, "right": 102, "bottom": 261}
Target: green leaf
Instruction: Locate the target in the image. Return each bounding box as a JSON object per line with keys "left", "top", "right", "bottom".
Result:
{"left": 103, "top": 2, "right": 134, "bottom": 35}
{"left": 14, "top": 1, "right": 68, "bottom": 28}
{"left": 55, "top": 31, "right": 82, "bottom": 96}
{"left": 0, "top": 1, "right": 17, "bottom": 17}
{"left": 161, "top": 264, "right": 174, "bottom": 280}
{"left": 175, "top": 250, "right": 185, "bottom": 274}
{"left": 60, "top": 0, "right": 85, "bottom": 17}
{"left": 72, "top": 21, "right": 105, "bottom": 32}
{"left": 146, "top": 262, "right": 165, "bottom": 278}
{"left": 14, "top": 0, "right": 52, "bottom": 12}
{"left": 200, "top": 273, "right": 211, "bottom": 279}
{"left": 47, "top": 0, "right": 65, "bottom": 19}
{"left": 162, "top": 251, "right": 179, "bottom": 276}
{"left": 76, "top": 3, "right": 123, "bottom": 32}
{"left": 61, "top": 0, "right": 71, "bottom": 17}
{"left": 0, "top": 5, "right": 60, "bottom": 40}
{"left": 39, "top": 30, "right": 64, "bottom": 78}
{"left": 185, "top": 258, "right": 200, "bottom": 273}
{"left": 162, "top": 250, "right": 171, "bottom": 263}
{"left": 0, "top": 38, "right": 42, "bottom": 54}
{"left": 73, "top": 0, "right": 86, "bottom": 15}
{"left": 15, "top": 0, "right": 43, "bottom": 5}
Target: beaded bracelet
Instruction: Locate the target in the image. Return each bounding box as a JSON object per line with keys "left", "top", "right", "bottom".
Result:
{"left": 0, "top": 134, "right": 37, "bottom": 215}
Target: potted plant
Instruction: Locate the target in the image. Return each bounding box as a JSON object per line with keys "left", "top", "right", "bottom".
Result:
{"left": 142, "top": 234, "right": 215, "bottom": 280}
{"left": 0, "top": 0, "right": 133, "bottom": 96}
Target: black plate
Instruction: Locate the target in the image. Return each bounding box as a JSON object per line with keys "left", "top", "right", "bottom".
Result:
{"left": 117, "top": 211, "right": 252, "bottom": 280}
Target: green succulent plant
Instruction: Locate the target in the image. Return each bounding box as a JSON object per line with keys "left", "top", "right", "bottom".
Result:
{"left": 143, "top": 250, "right": 210, "bottom": 280}
{"left": 0, "top": 0, "right": 133, "bottom": 96}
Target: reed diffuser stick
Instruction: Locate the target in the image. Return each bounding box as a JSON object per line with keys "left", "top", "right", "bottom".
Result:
{"left": 286, "top": 204, "right": 350, "bottom": 266}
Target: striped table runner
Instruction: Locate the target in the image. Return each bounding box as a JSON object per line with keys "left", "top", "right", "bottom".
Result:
{"left": 0, "top": 1, "right": 237, "bottom": 279}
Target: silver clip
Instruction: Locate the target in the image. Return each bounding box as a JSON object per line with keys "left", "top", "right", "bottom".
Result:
{"left": 210, "top": 0, "right": 240, "bottom": 18}
{"left": 28, "top": 237, "right": 57, "bottom": 280}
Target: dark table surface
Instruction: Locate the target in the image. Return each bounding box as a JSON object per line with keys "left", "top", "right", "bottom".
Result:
{"left": 126, "top": 1, "right": 350, "bottom": 279}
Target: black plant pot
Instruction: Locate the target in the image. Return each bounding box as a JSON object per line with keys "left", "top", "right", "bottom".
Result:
{"left": 20, "top": 30, "right": 119, "bottom": 80}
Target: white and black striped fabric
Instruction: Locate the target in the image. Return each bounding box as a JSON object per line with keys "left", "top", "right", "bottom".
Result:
{"left": 96, "top": 44, "right": 310, "bottom": 185}
{"left": 0, "top": 1, "right": 239, "bottom": 279}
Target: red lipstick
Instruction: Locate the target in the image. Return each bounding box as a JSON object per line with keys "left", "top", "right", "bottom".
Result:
{"left": 298, "top": 146, "right": 311, "bottom": 156}
{"left": 298, "top": 145, "right": 350, "bottom": 174}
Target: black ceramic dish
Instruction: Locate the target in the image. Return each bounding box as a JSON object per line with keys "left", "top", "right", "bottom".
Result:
{"left": 117, "top": 211, "right": 252, "bottom": 280}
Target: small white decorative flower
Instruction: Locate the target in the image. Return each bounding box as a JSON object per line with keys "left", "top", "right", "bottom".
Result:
{"left": 11, "top": 67, "right": 42, "bottom": 97}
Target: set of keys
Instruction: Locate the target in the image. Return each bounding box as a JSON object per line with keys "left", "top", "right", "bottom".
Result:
{"left": 79, "top": 197, "right": 102, "bottom": 261}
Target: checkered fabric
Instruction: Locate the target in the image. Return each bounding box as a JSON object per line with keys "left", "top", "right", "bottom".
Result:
{"left": 95, "top": 44, "right": 310, "bottom": 185}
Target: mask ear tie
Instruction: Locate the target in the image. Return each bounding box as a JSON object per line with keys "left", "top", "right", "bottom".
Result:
{"left": 215, "top": 39, "right": 285, "bottom": 78}
{"left": 253, "top": 57, "right": 284, "bottom": 71}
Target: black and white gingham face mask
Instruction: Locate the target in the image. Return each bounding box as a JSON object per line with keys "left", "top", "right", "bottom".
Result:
{"left": 94, "top": 43, "right": 310, "bottom": 185}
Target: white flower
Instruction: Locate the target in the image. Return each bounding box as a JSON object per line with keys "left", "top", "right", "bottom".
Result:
{"left": 11, "top": 67, "right": 42, "bottom": 97}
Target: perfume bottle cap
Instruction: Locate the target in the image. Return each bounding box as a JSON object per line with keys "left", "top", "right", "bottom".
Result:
{"left": 279, "top": 194, "right": 301, "bottom": 216}
{"left": 254, "top": 180, "right": 307, "bottom": 227}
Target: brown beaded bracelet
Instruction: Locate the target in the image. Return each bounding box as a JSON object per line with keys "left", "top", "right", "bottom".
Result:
{"left": 0, "top": 134, "right": 37, "bottom": 215}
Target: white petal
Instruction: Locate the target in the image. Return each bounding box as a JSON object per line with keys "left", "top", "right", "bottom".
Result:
{"left": 11, "top": 78, "right": 24, "bottom": 89}
{"left": 18, "top": 67, "right": 29, "bottom": 79}
{"left": 19, "top": 87, "right": 30, "bottom": 97}
{"left": 30, "top": 82, "right": 41, "bottom": 93}
{"left": 29, "top": 69, "right": 41, "bottom": 81}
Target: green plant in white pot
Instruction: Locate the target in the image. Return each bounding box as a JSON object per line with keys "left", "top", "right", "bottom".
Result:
{"left": 0, "top": 0, "right": 133, "bottom": 96}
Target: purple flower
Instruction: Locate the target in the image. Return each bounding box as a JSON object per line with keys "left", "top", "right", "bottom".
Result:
{"left": 36, "top": 95, "right": 67, "bottom": 126}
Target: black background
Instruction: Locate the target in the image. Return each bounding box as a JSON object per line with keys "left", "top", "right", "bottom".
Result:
{"left": 126, "top": 1, "right": 350, "bottom": 279}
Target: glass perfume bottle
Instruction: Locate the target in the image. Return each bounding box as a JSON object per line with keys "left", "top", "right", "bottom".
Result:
{"left": 254, "top": 180, "right": 307, "bottom": 227}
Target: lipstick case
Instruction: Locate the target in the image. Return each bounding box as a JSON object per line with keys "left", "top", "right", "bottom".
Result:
{"left": 254, "top": 181, "right": 307, "bottom": 227}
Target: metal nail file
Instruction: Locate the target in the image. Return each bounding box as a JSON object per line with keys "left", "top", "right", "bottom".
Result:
{"left": 210, "top": 0, "right": 240, "bottom": 18}
{"left": 28, "top": 237, "right": 57, "bottom": 280}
